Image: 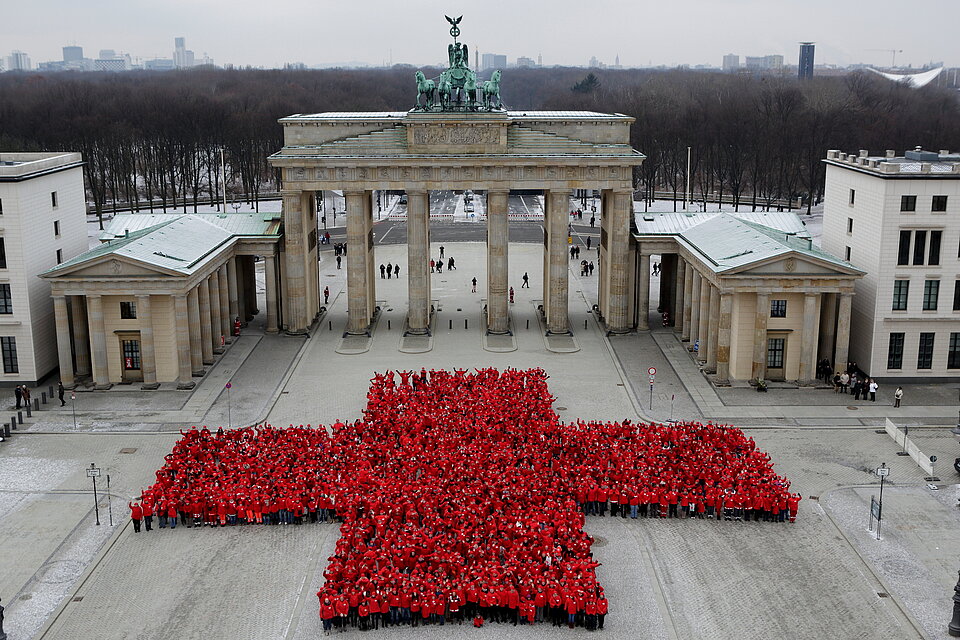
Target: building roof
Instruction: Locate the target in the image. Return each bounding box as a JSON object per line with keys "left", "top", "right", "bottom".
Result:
{"left": 98, "top": 212, "right": 280, "bottom": 242}
{"left": 675, "top": 214, "right": 860, "bottom": 274}
{"left": 634, "top": 210, "right": 811, "bottom": 238}
{"left": 45, "top": 213, "right": 278, "bottom": 279}
{"left": 0, "top": 152, "right": 84, "bottom": 181}
{"left": 824, "top": 148, "right": 960, "bottom": 177}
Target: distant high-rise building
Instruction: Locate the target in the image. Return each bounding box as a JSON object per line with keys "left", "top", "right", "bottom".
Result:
{"left": 537, "top": 53, "right": 542, "bottom": 67}
{"left": 722, "top": 54, "right": 740, "bottom": 71}
{"left": 589, "top": 56, "right": 601, "bottom": 68}
{"left": 517, "top": 56, "right": 535, "bottom": 68}
{"left": 99, "top": 49, "right": 116, "bottom": 60}
{"left": 480, "top": 53, "right": 506, "bottom": 71}
{"left": 62, "top": 46, "right": 83, "bottom": 63}
{"left": 6, "top": 50, "right": 31, "bottom": 72}
{"left": 799, "top": 42, "right": 815, "bottom": 79}
{"left": 173, "top": 37, "right": 195, "bottom": 69}
{"left": 764, "top": 54, "right": 784, "bottom": 71}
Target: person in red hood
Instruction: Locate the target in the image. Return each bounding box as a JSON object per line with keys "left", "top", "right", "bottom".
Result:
{"left": 128, "top": 500, "right": 142, "bottom": 533}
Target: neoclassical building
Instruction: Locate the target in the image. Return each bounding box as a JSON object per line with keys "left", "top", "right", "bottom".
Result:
{"left": 41, "top": 213, "right": 280, "bottom": 389}
{"left": 634, "top": 211, "right": 864, "bottom": 383}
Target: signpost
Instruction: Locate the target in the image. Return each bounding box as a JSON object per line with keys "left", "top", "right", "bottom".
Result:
{"left": 648, "top": 367, "right": 656, "bottom": 410}
{"left": 86, "top": 463, "right": 101, "bottom": 525}
{"left": 71, "top": 391, "right": 77, "bottom": 430}
{"left": 874, "top": 462, "right": 889, "bottom": 540}
{"left": 225, "top": 382, "right": 232, "bottom": 429}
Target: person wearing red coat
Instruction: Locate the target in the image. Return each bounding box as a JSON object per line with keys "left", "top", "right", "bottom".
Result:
{"left": 128, "top": 501, "right": 143, "bottom": 533}
{"left": 140, "top": 499, "right": 154, "bottom": 531}
{"left": 319, "top": 596, "right": 335, "bottom": 635}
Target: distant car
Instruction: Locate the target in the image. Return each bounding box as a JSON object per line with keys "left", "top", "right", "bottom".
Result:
{"left": 399, "top": 195, "right": 407, "bottom": 204}
{"left": 464, "top": 202, "right": 475, "bottom": 213}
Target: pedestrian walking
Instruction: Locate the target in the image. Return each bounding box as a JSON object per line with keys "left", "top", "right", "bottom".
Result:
{"left": 380, "top": 264, "right": 386, "bottom": 279}
{"left": 440, "top": 246, "right": 445, "bottom": 259}
{"left": 586, "top": 237, "right": 592, "bottom": 250}
{"left": 22, "top": 385, "right": 30, "bottom": 407}
{"left": 447, "top": 257, "right": 454, "bottom": 270}
{"left": 324, "top": 286, "right": 330, "bottom": 305}
{"left": 894, "top": 386, "right": 903, "bottom": 408}
{"left": 437, "top": 259, "right": 443, "bottom": 273}
{"left": 386, "top": 263, "right": 393, "bottom": 279}
{"left": 471, "top": 277, "right": 477, "bottom": 293}
{"left": 588, "top": 261, "right": 594, "bottom": 276}
{"left": 394, "top": 264, "right": 400, "bottom": 278}
{"left": 590, "top": 215, "right": 595, "bottom": 227}
{"left": 839, "top": 372, "right": 849, "bottom": 393}
{"left": 336, "top": 255, "right": 342, "bottom": 269}
{"left": 430, "top": 259, "right": 435, "bottom": 272}
{"left": 58, "top": 381, "right": 66, "bottom": 406}
{"left": 521, "top": 273, "right": 529, "bottom": 288}
{"left": 868, "top": 379, "right": 878, "bottom": 402}
{"left": 15, "top": 385, "right": 22, "bottom": 409}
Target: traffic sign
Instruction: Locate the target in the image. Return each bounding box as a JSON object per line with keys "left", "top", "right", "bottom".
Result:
{"left": 648, "top": 367, "right": 657, "bottom": 376}
{"left": 225, "top": 382, "right": 232, "bottom": 389}
{"left": 876, "top": 466, "right": 890, "bottom": 477}
{"left": 649, "top": 376, "right": 655, "bottom": 384}
{"left": 86, "top": 467, "right": 101, "bottom": 478}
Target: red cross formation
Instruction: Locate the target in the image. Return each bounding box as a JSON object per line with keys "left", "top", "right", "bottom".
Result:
{"left": 146, "top": 368, "right": 794, "bottom": 624}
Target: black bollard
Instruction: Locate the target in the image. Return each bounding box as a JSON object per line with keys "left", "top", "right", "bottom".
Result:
{"left": 585, "top": 319, "right": 588, "bottom": 330}
{"left": 42, "top": 392, "right": 47, "bottom": 404}
{"left": 328, "top": 321, "right": 332, "bottom": 331}
{"left": 465, "top": 318, "right": 468, "bottom": 330}
{"left": 3, "top": 422, "right": 9, "bottom": 438}
{"left": 17, "top": 411, "right": 23, "bottom": 425}
{"left": 26, "top": 404, "right": 31, "bottom": 418}
{"left": 387, "top": 320, "right": 391, "bottom": 331}
{"left": 526, "top": 319, "right": 530, "bottom": 330}
{"left": 11, "top": 414, "right": 17, "bottom": 429}
{"left": 48, "top": 385, "right": 54, "bottom": 399}
{"left": 449, "top": 319, "right": 452, "bottom": 330}
{"left": 34, "top": 398, "right": 39, "bottom": 411}
{"left": 950, "top": 570, "right": 960, "bottom": 636}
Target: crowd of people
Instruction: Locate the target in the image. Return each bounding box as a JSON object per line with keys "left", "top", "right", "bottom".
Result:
{"left": 135, "top": 368, "right": 797, "bottom": 633}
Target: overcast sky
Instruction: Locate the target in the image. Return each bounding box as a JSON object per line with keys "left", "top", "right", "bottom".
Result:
{"left": 4, "top": 0, "right": 958, "bottom": 69}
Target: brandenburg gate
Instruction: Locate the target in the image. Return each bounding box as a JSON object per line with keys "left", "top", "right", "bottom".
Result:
{"left": 268, "top": 18, "right": 645, "bottom": 338}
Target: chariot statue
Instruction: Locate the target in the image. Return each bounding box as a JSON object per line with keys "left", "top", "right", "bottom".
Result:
{"left": 413, "top": 15, "right": 502, "bottom": 112}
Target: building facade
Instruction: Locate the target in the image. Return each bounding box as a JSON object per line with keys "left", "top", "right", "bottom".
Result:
{"left": 41, "top": 214, "right": 280, "bottom": 389}
{"left": 635, "top": 211, "right": 862, "bottom": 384}
{"left": 0, "top": 152, "right": 88, "bottom": 384}
{"left": 822, "top": 148, "right": 960, "bottom": 380}
{"left": 798, "top": 42, "right": 815, "bottom": 79}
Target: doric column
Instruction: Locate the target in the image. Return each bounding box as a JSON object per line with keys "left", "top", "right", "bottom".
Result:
{"left": 681, "top": 261, "right": 693, "bottom": 341}
{"left": 235, "top": 256, "right": 248, "bottom": 327}
{"left": 835, "top": 292, "right": 853, "bottom": 372}
{"left": 674, "top": 258, "right": 686, "bottom": 335}
{"left": 243, "top": 256, "right": 258, "bottom": 320}
{"left": 218, "top": 264, "right": 231, "bottom": 344}
{"left": 53, "top": 295, "right": 74, "bottom": 388}
{"left": 264, "top": 253, "right": 279, "bottom": 333}
{"left": 697, "top": 276, "right": 710, "bottom": 361}
{"left": 705, "top": 285, "right": 720, "bottom": 373}
{"left": 209, "top": 272, "right": 223, "bottom": 352}
{"left": 198, "top": 278, "right": 214, "bottom": 365}
{"left": 137, "top": 294, "right": 159, "bottom": 389}
{"left": 603, "top": 189, "right": 633, "bottom": 333}
{"left": 174, "top": 294, "right": 194, "bottom": 389}
{"left": 72, "top": 295, "right": 90, "bottom": 377}
{"left": 345, "top": 190, "right": 374, "bottom": 334}
{"left": 818, "top": 292, "right": 837, "bottom": 366}
{"left": 799, "top": 293, "right": 818, "bottom": 384}
{"left": 227, "top": 256, "right": 240, "bottom": 327}
{"left": 752, "top": 292, "right": 769, "bottom": 381}
{"left": 281, "top": 191, "right": 308, "bottom": 332}
{"left": 187, "top": 287, "right": 204, "bottom": 376}
{"left": 715, "top": 292, "right": 733, "bottom": 384}
{"left": 636, "top": 253, "right": 650, "bottom": 330}
{"left": 406, "top": 190, "right": 431, "bottom": 334}
{"left": 487, "top": 190, "right": 510, "bottom": 334}
{"left": 86, "top": 294, "right": 111, "bottom": 390}
{"left": 689, "top": 270, "right": 701, "bottom": 347}
{"left": 544, "top": 190, "right": 570, "bottom": 334}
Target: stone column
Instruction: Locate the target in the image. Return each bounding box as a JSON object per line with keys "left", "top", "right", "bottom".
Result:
{"left": 243, "top": 256, "right": 258, "bottom": 320}
{"left": 752, "top": 292, "right": 769, "bottom": 381}
{"left": 636, "top": 253, "right": 650, "bottom": 330}
{"left": 486, "top": 190, "right": 509, "bottom": 334}
{"left": 53, "top": 295, "right": 74, "bottom": 388}
{"left": 137, "top": 294, "right": 159, "bottom": 389}
{"left": 705, "top": 285, "right": 720, "bottom": 373}
{"left": 674, "top": 258, "right": 686, "bottom": 335}
{"left": 681, "top": 261, "right": 693, "bottom": 341}
{"left": 86, "top": 294, "right": 111, "bottom": 390}
{"left": 818, "top": 292, "right": 837, "bottom": 366}
{"left": 235, "top": 256, "right": 248, "bottom": 327}
{"left": 227, "top": 256, "right": 240, "bottom": 327}
{"left": 697, "top": 276, "right": 710, "bottom": 362}
{"left": 187, "top": 287, "right": 204, "bottom": 376}
{"left": 604, "top": 189, "right": 633, "bottom": 333}
{"left": 799, "top": 293, "right": 818, "bottom": 384}
{"left": 264, "top": 253, "right": 279, "bottom": 333}
{"left": 544, "top": 190, "right": 570, "bottom": 334}
{"left": 281, "top": 191, "right": 308, "bottom": 332}
{"left": 689, "top": 270, "right": 701, "bottom": 347}
{"left": 218, "top": 264, "right": 231, "bottom": 344}
{"left": 72, "top": 295, "right": 90, "bottom": 377}
{"left": 715, "top": 292, "right": 733, "bottom": 384}
{"left": 209, "top": 272, "right": 223, "bottom": 352}
{"left": 835, "top": 292, "right": 853, "bottom": 372}
{"left": 345, "top": 190, "right": 373, "bottom": 334}
{"left": 406, "top": 190, "right": 431, "bottom": 334}
{"left": 174, "top": 294, "right": 194, "bottom": 389}
{"left": 198, "top": 278, "right": 214, "bottom": 365}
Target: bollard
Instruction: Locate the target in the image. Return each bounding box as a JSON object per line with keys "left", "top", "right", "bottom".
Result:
{"left": 26, "top": 404, "right": 32, "bottom": 418}
{"left": 464, "top": 318, "right": 468, "bottom": 330}
{"left": 449, "top": 319, "right": 452, "bottom": 330}
{"left": 42, "top": 391, "right": 47, "bottom": 404}
{"left": 387, "top": 320, "right": 391, "bottom": 331}
{"left": 3, "top": 422, "right": 9, "bottom": 438}
{"left": 329, "top": 321, "right": 332, "bottom": 331}
{"left": 48, "top": 385, "right": 54, "bottom": 399}
{"left": 17, "top": 410, "right": 23, "bottom": 425}
{"left": 12, "top": 414, "right": 17, "bottom": 429}
{"left": 34, "top": 398, "right": 39, "bottom": 411}
{"left": 526, "top": 319, "right": 530, "bottom": 330}
{"left": 585, "top": 319, "right": 588, "bottom": 330}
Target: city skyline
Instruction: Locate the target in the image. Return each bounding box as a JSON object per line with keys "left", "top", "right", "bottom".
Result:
{"left": 2, "top": 0, "right": 958, "bottom": 71}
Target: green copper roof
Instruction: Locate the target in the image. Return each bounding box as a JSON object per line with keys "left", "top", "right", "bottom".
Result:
{"left": 99, "top": 212, "right": 280, "bottom": 241}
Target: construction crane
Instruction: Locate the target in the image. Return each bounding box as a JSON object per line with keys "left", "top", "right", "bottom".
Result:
{"left": 866, "top": 48, "right": 903, "bottom": 68}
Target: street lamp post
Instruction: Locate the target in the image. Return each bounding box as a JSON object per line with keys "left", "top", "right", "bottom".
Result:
{"left": 225, "top": 382, "right": 232, "bottom": 429}
{"left": 949, "top": 570, "right": 960, "bottom": 636}
{"left": 71, "top": 390, "right": 77, "bottom": 430}
{"left": 86, "top": 463, "right": 101, "bottom": 525}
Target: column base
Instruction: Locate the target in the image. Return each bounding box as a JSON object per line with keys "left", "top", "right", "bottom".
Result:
{"left": 265, "top": 327, "right": 279, "bottom": 335}
{"left": 63, "top": 383, "right": 78, "bottom": 391}
{"left": 224, "top": 337, "right": 233, "bottom": 345}
{"left": 213, "top": 347, "right": 224, "bottom": 355}
{"left": 94, "top": 383, "right": 113, "bottom": 390}
{"left": 202, "top": 358, "right": 214, "bottom": 366}
{"left": 546, "top": 329, "right": 573, "bottom": 337}
{"left": 177, "top": 381, "right": 196, "bottom": 390}
{"left": 486, "top": 328, "right": 512, "bottom": 336}
{"left": 192, "top": 369, "right": 206, "bottom": 377}
{"left": 140, "top": 382, "right": 160, "bottom": 391}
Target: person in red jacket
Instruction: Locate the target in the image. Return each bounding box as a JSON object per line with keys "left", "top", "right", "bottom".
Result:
{"left": 319, "top": 596, "right": 335, "bottom": 635}
{"left": 140, "top": 498, "right": 154, "bottom": 531}
{"left": 128, "top": 500, "right": 143, "bottom": 533}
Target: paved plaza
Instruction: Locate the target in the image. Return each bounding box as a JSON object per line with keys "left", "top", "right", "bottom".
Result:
{"left": 2, "top": 236, "right": 960, "bottom": 639}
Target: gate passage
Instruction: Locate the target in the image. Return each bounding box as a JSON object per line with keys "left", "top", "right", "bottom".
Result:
{"left": 143, "top": 368, "right": 797, "bottom": 629}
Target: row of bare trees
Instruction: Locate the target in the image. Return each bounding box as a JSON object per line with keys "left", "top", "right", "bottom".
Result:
{"left": 0, "top": 66, "right": 957, "bottom": 223}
